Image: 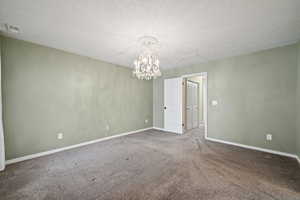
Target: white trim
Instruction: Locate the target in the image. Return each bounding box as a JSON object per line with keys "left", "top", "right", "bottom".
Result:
{"left": 181, "top": 72, "right": 207, "bottom": 78}
{"left": 153, "top": 127, "right": 165, "bottom": 131}
{"left": 202, "top": 73, "right": 208, "bottom": 139}
{"left": 296, "top": 156, "right": 300, "bottom": 165}
{"left": 6, "top": 127, "right": 299, "bottom": 166}
{"left": 153, "top": 126, "right": 183, "bottom": 135}
{"left": 205, "top": 136, "right": 299, "bottom": 159}
{"left": 6, "top": 127, "right": 152, "bottom": 165}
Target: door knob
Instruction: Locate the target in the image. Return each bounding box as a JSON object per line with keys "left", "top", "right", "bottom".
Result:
{"left": 164, "top": 106, "right": 167, "bottom": 110}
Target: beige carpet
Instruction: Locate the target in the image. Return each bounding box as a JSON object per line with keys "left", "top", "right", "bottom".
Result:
{"left": 0, "top": 128, "right": 299, "bottom": 200}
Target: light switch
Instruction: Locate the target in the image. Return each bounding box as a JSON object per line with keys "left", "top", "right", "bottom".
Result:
{"left": 211, "top": 100, "right": 218, "bottom": 106}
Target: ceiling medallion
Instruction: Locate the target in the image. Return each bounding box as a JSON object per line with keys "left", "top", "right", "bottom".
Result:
{"left": 133, "top": 36, "right": 162, "bottom": 80}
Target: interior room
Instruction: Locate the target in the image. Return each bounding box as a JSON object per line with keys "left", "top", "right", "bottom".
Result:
{"left": 0, "top": 1, "right": 300, "bottom": 199}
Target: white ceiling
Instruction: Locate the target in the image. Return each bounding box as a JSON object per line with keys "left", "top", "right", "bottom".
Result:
{"left": 1, "top": 0, "right": 300, "bottom": 70}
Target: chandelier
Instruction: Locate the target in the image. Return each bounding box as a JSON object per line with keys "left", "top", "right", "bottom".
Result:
{"left": 133, "top": 36, "right": 161, "bottom": 80}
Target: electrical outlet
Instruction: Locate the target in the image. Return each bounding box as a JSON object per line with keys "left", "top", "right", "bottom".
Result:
{"left": 211, "top": 100, "right": 218, "bottom": 106}
{"left": 145, "top": 119, "right": 148, "bottom": 124}
{"left": 106, "top": 125, "right": 110, "bottom": 131}
{"left": 266, "top": 134, "right": 272, "bottom": 141}
{"left": 57, "top": 133, "right": 63, "bottom": 140}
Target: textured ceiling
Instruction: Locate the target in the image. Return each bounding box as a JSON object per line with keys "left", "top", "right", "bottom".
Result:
{"left": 1, "top": 0, "right": 300, "bottom": 70}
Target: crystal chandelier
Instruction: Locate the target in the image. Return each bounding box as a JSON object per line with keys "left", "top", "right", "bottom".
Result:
{"left": 133, "top": 36, "right": 162, "bottom": 80}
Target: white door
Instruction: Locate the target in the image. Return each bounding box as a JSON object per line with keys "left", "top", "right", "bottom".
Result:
{"left": 164, "top": 77, "right": 183, "bottom": 134}
{"left": 186, "top": 81, "right": 198, "bottom": 130}
{"left": 186, "top": 82, "right": 193, "bottom": 130}
{"left": 192, "top": 83, "right": 198, "bottom": 128}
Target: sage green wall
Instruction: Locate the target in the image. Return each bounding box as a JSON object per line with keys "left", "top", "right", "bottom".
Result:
{"left": 1, "top": 36, "right": 153, "bottom": 160}
{"left": 154, "top": 44, "right": 298, "bottom": 154}
{"left": 297, "top": 42, "right": 300, "bottom": 158}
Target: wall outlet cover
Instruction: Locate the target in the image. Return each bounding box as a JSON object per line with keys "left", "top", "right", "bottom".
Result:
{"left": 266, "top": 134, "right": 272, "bottom": 141}
{"left": 212, "top": 100, "right": 218, "bottom": 106}
{"left": 145, "top": 119, "right": 148, "bottom": 124}
{"left": 57, "top": 133, "right": 63, "bottom": 140}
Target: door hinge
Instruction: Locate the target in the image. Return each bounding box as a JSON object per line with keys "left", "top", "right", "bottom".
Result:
{"left": 182, "top": 123, "right": 184, "bottom": 127}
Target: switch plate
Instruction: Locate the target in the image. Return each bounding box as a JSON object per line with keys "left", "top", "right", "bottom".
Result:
{"left": 106, "top": 125, "right": 110, "bottom": 131}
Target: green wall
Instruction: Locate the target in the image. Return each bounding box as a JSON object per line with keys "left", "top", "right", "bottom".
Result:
{"left": 2, "top": 35, "right": 299, "bottom": 160}
{"left": 154, "top": 44, "right": 298, "bottom": 154}
{"left": 1, "top": 36, "right": 153, "bottom": 160}
{"left": 297, "top": 42, "right": 300, "bottom": 158}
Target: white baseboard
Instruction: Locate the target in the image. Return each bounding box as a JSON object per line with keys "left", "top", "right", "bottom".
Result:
{"left": 296, "top": 156, "right": 300, "bottom": 165}
{"left": 152, "top": 127, "right": 183, "bottom": 134}
{"left": 152, "top": 127, "right": 165, "bottom": 132}
{"left": 205, "top": 136, "right": 299, "bottom": 161}
{"left": 5, "top": 127, "right": 152, "bottom": 165}
{"left": 155, "top": 129, "right": 300, "bottom": 165}
{"left": 5, "top": 128, "right": 299, "bottom": 167}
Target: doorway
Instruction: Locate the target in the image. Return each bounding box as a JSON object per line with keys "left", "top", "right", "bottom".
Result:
{"left": 163, "top": 72, "right": 207, "bottom": 137}
{"left": 182, "top": 73, "right": 207, "bottom": 136}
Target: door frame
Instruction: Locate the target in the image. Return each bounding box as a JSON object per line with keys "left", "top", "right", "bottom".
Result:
{"left": 181, "top": 72, "right": 208, "bottom": 138}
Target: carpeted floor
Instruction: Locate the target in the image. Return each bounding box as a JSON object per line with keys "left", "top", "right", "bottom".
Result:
{"left": 0, "top": 128, "right": 300, "bottom": 200}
